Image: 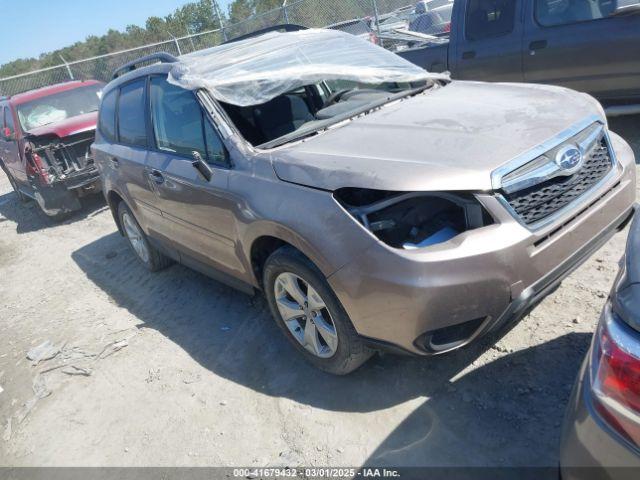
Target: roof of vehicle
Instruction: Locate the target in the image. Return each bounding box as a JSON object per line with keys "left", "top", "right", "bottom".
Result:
{"left": 9, "top": 80, "right": 103, "bottom": 107}
{"left": 326, "top": 18, "right": 370, "bottom": 28}
{"left": 326, "top": 18, "right": 373, "bottom": 35}
{"left": 223, "top": 24, "right": 307, "bottom": 44}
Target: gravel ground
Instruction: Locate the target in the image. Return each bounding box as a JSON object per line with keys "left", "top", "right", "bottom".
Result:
{"left": 0, "top": 116, "right": 638, "bottom": 468}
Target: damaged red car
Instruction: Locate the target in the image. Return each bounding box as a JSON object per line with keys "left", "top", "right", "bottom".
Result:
{"left": 0, "top": 80, "right": 103, "bottom": 218}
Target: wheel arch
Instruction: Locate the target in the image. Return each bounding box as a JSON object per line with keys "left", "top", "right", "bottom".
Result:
{"left": 245, "top": 222, "right": 338, "bottom": 290}
{"left": 106, "top": 189, "right": 126, "bottom": 236}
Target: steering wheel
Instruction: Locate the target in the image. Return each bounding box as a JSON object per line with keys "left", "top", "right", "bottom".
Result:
{"left": 324, "top": 89, "right": 351, "bottom": 108}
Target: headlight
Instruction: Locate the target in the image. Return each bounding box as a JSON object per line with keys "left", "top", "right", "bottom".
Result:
{"left": 334, "top": 188, "right": 494, "bottom": 249}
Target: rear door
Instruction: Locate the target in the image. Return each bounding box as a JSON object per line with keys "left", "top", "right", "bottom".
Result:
{"left": 523, "top": 0, "right": 640, "bottom": 101}
{"left": 453, "top": 0, "right": 524, "bottom": 81}
{"left": 145, "top": 75, "right": 242, "bottom": 276}
{"left": 94, "top": 79, "right": 164, "bottom": 237}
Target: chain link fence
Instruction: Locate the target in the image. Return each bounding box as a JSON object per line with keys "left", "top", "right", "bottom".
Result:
{"left": 0, "top": 29, "right": 224, "bottom": 96}
{"left": 0, "top": 0, "right": 446, "bottom": 97}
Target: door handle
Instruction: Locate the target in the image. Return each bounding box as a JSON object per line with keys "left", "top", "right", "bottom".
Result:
{"left": 109, "top": 157, "right": 120, "bottom": 168}
{"left": 462, "top": 50, "right": 476, "bottom": 60}
{"left": 149, "top": 169, "right": 165, "bottom": 185}
{"left": 529, "top": 40, "right": 548, "bottom": 54}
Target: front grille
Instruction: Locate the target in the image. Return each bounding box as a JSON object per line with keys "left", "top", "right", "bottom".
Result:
{"left": 502, "top": 139, "right": 612, "bottom": 226}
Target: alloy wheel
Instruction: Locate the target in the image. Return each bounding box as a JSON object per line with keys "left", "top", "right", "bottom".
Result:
{"left": 122, "top": 212, "right": 150, "bottom": 264}
{"left": 273, "top": 272, "right": 339, "bottom": 358}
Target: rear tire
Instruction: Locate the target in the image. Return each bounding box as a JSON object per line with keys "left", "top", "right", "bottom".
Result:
{"left": 117, "top": 201, "right": 173, "bottom": 272}
{"left": 263, "top": 246, "right": 372, "bottom": 375}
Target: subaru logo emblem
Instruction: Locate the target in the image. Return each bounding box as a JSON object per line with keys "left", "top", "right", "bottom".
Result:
{"left": 555, "top": 145, "right": 584, "bottom": 174}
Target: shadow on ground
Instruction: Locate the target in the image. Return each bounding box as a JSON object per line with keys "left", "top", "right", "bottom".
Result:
{"left": 0, "top": 190, "right": 108, "bottom": 234}
{"left": 72, "top": 232, "right": 588, "bottom": 424}
{"left": 363, "top": 332, "right": 590, "bottom": 467}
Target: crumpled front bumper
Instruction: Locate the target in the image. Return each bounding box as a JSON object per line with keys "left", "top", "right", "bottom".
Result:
{"left": 34, "top": 166, "right": 101, "bottom": 215}
{"left": 57, "top": 165, "right": 101, "bottom": 191}
{"left": 327, "top": 132, "right": 637, "bottom": 355}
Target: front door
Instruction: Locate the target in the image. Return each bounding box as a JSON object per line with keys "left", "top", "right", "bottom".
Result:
{"left": 1, "top": 106, "right": 25, "bottom": 185}
{"left": 453, "top": 0, "right": 524, "bottom": 82}
{"left": 523, "top": 0, "right": 640, "bottom": 101}
{"left": 146, "top": 76, "right": 242, "bottom": 277}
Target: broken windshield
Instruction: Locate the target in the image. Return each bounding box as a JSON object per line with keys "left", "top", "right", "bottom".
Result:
{"left": 17, "top": 83, "right": 103, "bottom": 131}
{"left": 168, "top": 28, "right": 447, "bottom": 107}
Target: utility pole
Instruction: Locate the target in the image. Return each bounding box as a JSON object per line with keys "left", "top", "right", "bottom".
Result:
{"left": 371, "top": 0, "right": 383, "bottom": 48}
{"left": 59, "top": 54, "right": 74, "bottom": 80}
{"left": 185, "top": 25, "right": 196, "bottom": 51}
{"left": 212, "top": 0, "right": 228, "bottom": 41}
{"left": 169, "top": 34, "right": 182, "bottom": 56}
{"left": 282, "top": 0, "right": 290, "bottom": 24}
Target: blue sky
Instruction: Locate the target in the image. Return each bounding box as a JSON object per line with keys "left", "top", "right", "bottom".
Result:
{"left": 0, "top": 0, "right": 234, "bottom": 65}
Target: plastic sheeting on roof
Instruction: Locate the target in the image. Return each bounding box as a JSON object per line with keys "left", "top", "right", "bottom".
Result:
{"left": 168, "top": 28, "right": 448, "bottom": 107}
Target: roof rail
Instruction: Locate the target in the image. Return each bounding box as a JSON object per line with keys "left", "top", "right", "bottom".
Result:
{"left": 112, "top": 52, "right": 178, "bottom": 79}
{"left": 224, "top": 24, "right": 308, "bottom": 44}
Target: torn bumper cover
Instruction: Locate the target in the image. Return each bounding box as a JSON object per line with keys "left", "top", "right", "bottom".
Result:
{"left": 33, "top": 168, "right": 101, "bottom": 216}
{"left": 26, "top": 130, "right": 101, "bottom": 215}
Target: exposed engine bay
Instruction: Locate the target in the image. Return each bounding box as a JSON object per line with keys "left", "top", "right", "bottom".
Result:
{"left": 335, "top": 188, "right": 493, "bottom": 249}
{"left": 20, "top": 130, "right": 100, "bottom": 217}
{"left": 24, "top": 131, "right": 96, "bottom": 186}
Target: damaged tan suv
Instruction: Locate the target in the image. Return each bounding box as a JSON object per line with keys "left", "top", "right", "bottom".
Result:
{"left": 94, "top": 28, "right": 636, "bottom": 374}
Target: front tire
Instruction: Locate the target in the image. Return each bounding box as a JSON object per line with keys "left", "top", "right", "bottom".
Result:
{"left": 263, "top": 246, "right": 372, "bottom": 375}
{"left": 1, "top": 163, "right": 27, "bottom": 203}
{"left": 118, "top": 201, "right": 172, "bottom": 272}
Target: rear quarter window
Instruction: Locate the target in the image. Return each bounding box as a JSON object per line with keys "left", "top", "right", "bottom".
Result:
{"left": 465, "top": 0, "right": 516, "bottom": 40}
{"left": 98, "top": 89, "right": 117, "bottom": 142}
{"left": 117, "top": 79, "right": 147, "bottom": 147}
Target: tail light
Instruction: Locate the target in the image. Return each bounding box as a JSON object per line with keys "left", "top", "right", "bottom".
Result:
{"left": 443, "top": 22, "right": 451, "bottom": 33}
{"left": 369, "top": 32, "right": 379, "bottom": 45}
{"left": 590, "top": 304, "right": 640, "bottom": 448}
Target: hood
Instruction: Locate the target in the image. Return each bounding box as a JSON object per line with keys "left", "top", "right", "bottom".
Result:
{"left": 26, "top": 111, "right": 98, "bottom": 139}
{"left": 271, "top": 81, "right": 604, "bottom": 192}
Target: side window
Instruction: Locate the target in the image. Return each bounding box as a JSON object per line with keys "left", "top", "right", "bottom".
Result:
{"left": 4, "top": 107, "right": 15, "bottom": 136}
{"left": 150, "top": 76, "right": 227, "bottom": 165}
{"left": 204, "top": 120, "right": 227, "bottom": 166}
{"left": 117, "top": 79, "right": 147, "bottom": 147}
{"left": 98, "top": 89, "right": 117, "bottom": 142}
{"left": 465, "top": 0, "right": 516, "bottom": 41}
{"left": 535, "top": 0, "right": 622, "bottom": 27}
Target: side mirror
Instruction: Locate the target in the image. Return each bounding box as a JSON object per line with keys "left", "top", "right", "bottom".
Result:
{"left": 191, "top": 151, "right": 213, "bottom": 182}
{"left": 2, "top": 127, "right": 14, "bottom": 140}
